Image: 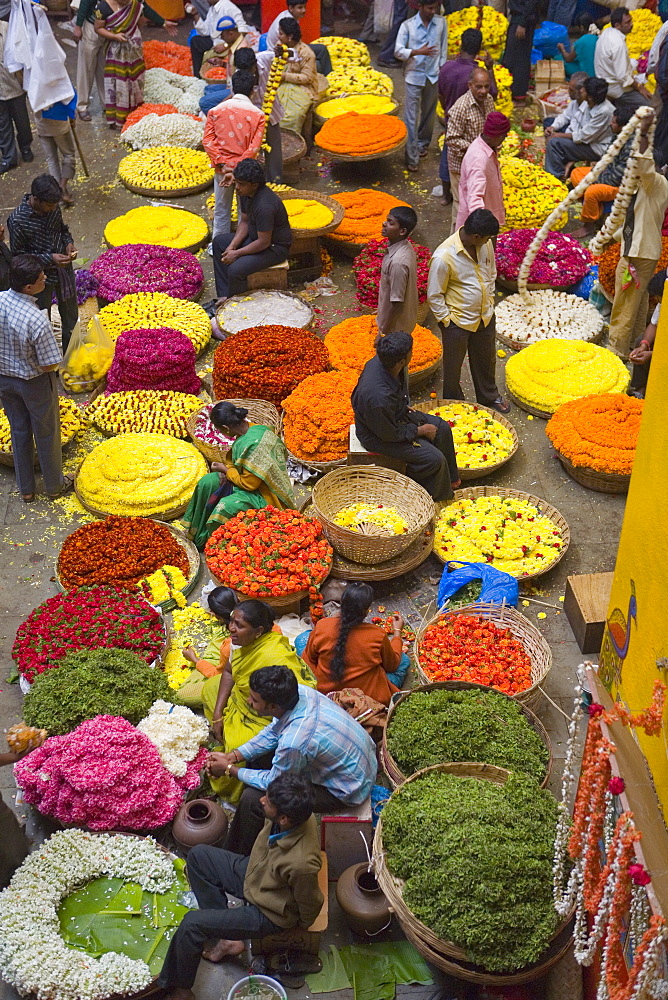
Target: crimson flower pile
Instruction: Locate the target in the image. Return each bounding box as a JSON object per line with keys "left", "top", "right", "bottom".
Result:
{"left": 495, "top": 229, "right": 591, "bottom": 287}
{"left": 105, "top": 327, "right": 201, "bottom": 394}
{"left": 90, "top": 244, "right": 204, "bottom": 302}
{"left": 352, "top": 237, "right": 431, "bottom": 308}
{"left": 12, "top": 586, "right": 165, "bottom": 682}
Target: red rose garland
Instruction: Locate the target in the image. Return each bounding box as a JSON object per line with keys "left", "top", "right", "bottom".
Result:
{"left": 352, "top": 237, "right": 431, "bottom": 308}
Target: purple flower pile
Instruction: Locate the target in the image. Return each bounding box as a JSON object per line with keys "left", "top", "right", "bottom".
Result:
{"left": 106, "top": 327, "right": 201, "bottom": 395}
{"left": 495, "top": 229, "right": 592, "bottom": 287}
{"left": 53, "top": 269, "right": 99, "bottom": 306}
{"left": 89, "top": 244, "right": 204, "bottom": 302}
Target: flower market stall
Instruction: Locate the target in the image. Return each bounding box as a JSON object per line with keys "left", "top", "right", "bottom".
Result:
{"left": 118, "top": 146, "right": 213, "bottom": 196}
{"left": 105, "top": 327, "right": 201, "bottom": 394}
{"left": 325, "top": 315, "right": 442, "bottom": 388}
{"left": 94, "top": 293, "right": 212, "bottom": 353}
{"left": 410, "top": 400, "right": 518, "bottom": 479}
{"left": 314, "top": 113, "right": 407, "bottom": 161}
{"left": 327, "top": 189, "right": 411, "bottom": 255}
{"left": 282, "top": 370, "right": 357, "bottom": 469}
{"left": 104, "top": 206, "right": 209, "bottom": 251}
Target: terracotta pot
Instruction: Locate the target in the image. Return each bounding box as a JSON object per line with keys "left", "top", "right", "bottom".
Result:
{"left": 172, "top": 798, "right": 228, "bottom": 850}
{"left": 335, "top": 863, "right": 391, "bottom": 937}
{"left": 521, "top": 117, "right": 537, "bottom": 133}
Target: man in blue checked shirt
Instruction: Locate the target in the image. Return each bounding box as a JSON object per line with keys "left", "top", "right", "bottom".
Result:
{"left": 207, "top": 664, "right": 377, "bottom": 856}
{"left": 395, "top": 0, "right": 448, "bottom": 172}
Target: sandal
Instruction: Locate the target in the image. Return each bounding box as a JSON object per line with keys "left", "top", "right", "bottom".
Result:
{"left": 48, "top": 476, "right": 74, "bottom": 500}
{"left": 491, "top": 397, "right": 511, "bottom": 414}
{"left": 77, "top": 110, "right": 92, "bottom": 122}
{"left": 268, "top": 951, "right": 323, "bottom": 977}
{"left": 22, "top": 493, "right": 35, "bottom": 503}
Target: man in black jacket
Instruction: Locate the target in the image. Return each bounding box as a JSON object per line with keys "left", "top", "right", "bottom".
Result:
{"left": 501, "top": 0, "right": 538, "bottom": 100}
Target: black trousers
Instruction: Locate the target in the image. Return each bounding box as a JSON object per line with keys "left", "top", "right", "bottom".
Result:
{"left": 213, "top": 232, "right": 289, "bottom": 298}
{"left": 309, "top": 43, "right": 332, "bottom": 76}
{"left": 362, "top": 412, "right": 458, "bottom": 502}
{"left": 158, "top": 845, "right": 279, "bottom": 990}
{"left": 191, "top": 34, "right": 214, "bottom": 76}
{"left": 0, "top": 94, "right": 32, "bottom": 166}
{"left": 440, "top": 317, "right": 499, "bottom": 408}
{"left": 36, "top": 283, "right": 79, "bottom": 354}
{"left": 226, "top": 784, "right": 344, "bottom": 857}
{"left": 502, "top": 22, "right": 535, "bottom": 99}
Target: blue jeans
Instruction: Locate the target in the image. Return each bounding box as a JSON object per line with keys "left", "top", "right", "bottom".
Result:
{"left": 439, "top": 140, "right": 450, "bottom": 185}
{"left": 293, "top": 631, "right": 410, "bottom": 688}
{"left": 378, "top": 0, "right": 407, "bottom": 62}
{"left": 403, "top": 80, "right": 438, "bottom": 168}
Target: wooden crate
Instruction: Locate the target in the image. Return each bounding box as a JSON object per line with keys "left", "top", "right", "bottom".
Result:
{"left": 564, "top": 572, "right": 614, "bottom": 653}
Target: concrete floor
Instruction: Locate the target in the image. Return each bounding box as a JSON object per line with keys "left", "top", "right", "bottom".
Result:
{"left": 0, "top": 15, "right": 624, "bottom": 1000}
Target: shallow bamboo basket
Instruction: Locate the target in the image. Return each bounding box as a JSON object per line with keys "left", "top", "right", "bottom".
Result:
{"left": 505, "top": 387, "right": 554, "bottom": 418}
{"left": 187, "top": 399, "right": 282, "bottom": 464}
{"left": 380, "top": 680, "right": 552, "bottom": 789}
{"left": 276, "top": 190, "right": 345, "bottom": 239}
{"left": 407, "top": 355, "right": 441, "bottom": 391}
{"left": 314, "top": 133, "right": 407, "bottom": 163}
{"left": 311, "top": 465, "right": 435, "bottom": 565}
{"left": 555, "top": 450, "right": 630, "bottom": 495}
{"left": 121, "top": 178, "right": 213, "bottom": 198}
{"left": 410, "top": 399, "right": 519, "bottom": 480}
{"left": 414, "top": 603, "right": 552, "bottom": 710}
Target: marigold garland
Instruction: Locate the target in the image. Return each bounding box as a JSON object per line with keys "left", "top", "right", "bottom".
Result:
{"left": 545, "top": 393, "right": 643, "bottom": 475}
{"left": 94, "top": 292, "right": 211, "bottom": 352}
{"left": 282, "top": 370, "right": 357, "bottom": 463}
{"left": 315, "top": 112, "right": 406, "bottom": 156}
{"left": 501, "top": 159, "right": 569, "bottom": 232}
{"left": 104, "top": 205, "right": 209, "bottom": 250}
{"left": 325, "top": 315, "right": 442, "bottom": 375}
{"left": 142, "top": 39, "right": 193, "bottom": 76}
{"left": 418, "top": 614, "right": 532, "bottom": 694}
{"left": 325, "top": 65, "right": 393, "bottom": 97}
{"left": 353, "top": 237, "right": 431, "bottom": 307}
{"left": 118, "top": 146, "right": 213, "bottom": 192}
{"left": 330, "top": 189, "right": 410, "bottom": 245}
{"left": 598, "top": 237, "right": 668, "bottom": 297}
{"left": 284, "top": 198, "right": 333, "bottom": 229}
{"left": 447, "top": 5, "right": 508, "bottom": 60}
{"left": 86, "top": 390, "right": 202, "bottom": 438}
{"left": 317, "top": 94, "right": 395, "bottom": 118}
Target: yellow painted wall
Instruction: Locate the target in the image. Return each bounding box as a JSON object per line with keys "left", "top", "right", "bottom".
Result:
{"left": 599, "top": 292, "right": 668, "bottom": 822}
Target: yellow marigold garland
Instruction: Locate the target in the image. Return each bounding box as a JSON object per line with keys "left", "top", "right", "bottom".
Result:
{"left": 118, "top": 146, "right": 214, "bottom": 192}
{"left": 282, "top": 370, "right": 358, "bottom": 463}
{"left": 317, "top": 94, "right": 395, "bottom": 118}
{"left": 104, "top": 205, "right": 209, "bottom": 249}
{"left": 85, "top": 390, "right": 202, "bottom": 437}
{"left": 284, "top": 198, "right": 333, "bottom": 229}
{"left": 92, "top": 292, "right": 212, "bottom": 352}
{"left": 501, "top": 159, "right": 569, "bottom": 231}
{"left": 447, "top": 6, "right": 508, "bottom": 60}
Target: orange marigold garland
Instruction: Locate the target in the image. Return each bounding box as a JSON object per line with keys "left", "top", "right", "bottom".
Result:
{"left": 329, "top": 189, "right": 410, "bottom": 245}
{"left": 282, "top": 370, "right": 357, "bottom": 464}
{"left": 314, "top": 111, "right": 406, "bottom": 156}
{"left": 325, "top": 314, "right": 442, "bottom": 375}
{"left": 546, "top": 394, "right": 643, "bottom": 476}
{"left": 142, "top": 40, "right": 193, "bottom": 76}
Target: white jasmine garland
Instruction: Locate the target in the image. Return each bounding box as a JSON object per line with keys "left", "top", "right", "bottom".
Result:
{"left": 144, "top": 69, "right": 206, "bottom": 116}
{"left": 123, "top": 113, "right": 205, "bottom": 150}
{"left": 496, "top": 289, "right": 604, "bottom": 344}
{"left": 137, "top": 699, "right": 209, "bottom": 777}
{"left": 553, "top": 676, "right": 586, "bottom": 917}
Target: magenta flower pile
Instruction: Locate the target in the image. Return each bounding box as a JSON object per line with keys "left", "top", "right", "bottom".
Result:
{"left": 353, "top": 237, "right": 431, "bottom": 308}
{"left": 90, "top": 244, "right": 204, "bottom": 302}
{"left": 13, "top": 586, "right": 165, "bottom": 682}
{"left": 495, "top": 229, "right": 592, "bottom": 287}
{"left": 14, "top": 715, "right": 207, "bottom": 830}
{"left": 105, "top": 327, "right": 201, "bottom": 394}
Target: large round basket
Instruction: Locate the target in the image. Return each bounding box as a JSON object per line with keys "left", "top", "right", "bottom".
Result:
{"left": 275, "top": 128, "right": 306, "bottom": 167}
{"left": 120, "top": 179, "right": 213, "bottom": 198}
{"left": 435, "top": 486, "right": 571, "bottom": 579}
{"left": 215, "top": 291, "right": 315, "bottom": 338}
{"left": 373, "top": 762, "right": 573, "bottom": 985}
{"left": 496, "top": 325, "right": 606, "bottom": 353}
{"left": 555, "top": 449, "right": 630, "bottom": 495}
{"left": 276, "top": 190, "right": 345, "bottom": 239}
{"left": 411, "top": 399, "right": 518, "bottom": 480}
{"left": 104, "top": 209, "right": 210, "bottom": 255}
{"left": 380, "top": 680, "right": 552, "bottom": 789}
{"left": 209, "top": 557, "right": 331, "bottom": 611}
{"left": 314, "top": 134, "right": 407, "bottom": 163}
{"left": 407, "top": 357, "right": 441, "bottom": 391}
{"left": 414, "top": 602, "right": 552, "bottom": 710}
{"left": 187, "top": 399, "right": 281, "bottom": 464}
{"left": 311, "top": 465, "right": 435, "bottom": 565}
{"left": 285, "top": 446, "right": 346, "bottom": 476}
{"left": 73, "top": 463, "right": 190, "bottom": 522}
{"left": 313, "top": 97, "right": 399, "bottom": 128}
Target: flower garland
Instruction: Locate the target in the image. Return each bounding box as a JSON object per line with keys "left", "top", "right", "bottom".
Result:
{"left": 67, "top": 268, "right": 99, "bottom": 305}
{"left": 325, "top": 314, "right": 442, "bottom": 375}
{"left": 315, "top": 112, "right": 406, "bottom": 156}
{"left": 446, "top": 5, "right": 508, "bottom": 60}
{"left": 353, "top": 237, "right": 431, "bottom": 307}
{"left": 122, "top": 113, "right": 205, "bottom": 150}
{"left": 312, "top": 35, "right": 370, "bottom": 69}
{"left": 118, "top": 146, "right": 213, "bottom": 192}
{"left": 598, "top": 237, "right": 668, "bottom": 298}
{"left": 317, "top": 94, "right": 396, "bottom": 118}
{"left": 142, "top": 38, "right": 193, "bottom": 75}
{"left": 428, "top": 402, "right": 515, "bottom": 470}
{"left": 261, "top": 46, "right": 289, "bottom": 149}
{"left": 0, "top": 396, "right": 81, "bottom": 454}
{"left": 104, "top": 205, "right": 209, "bottom": 250}
{"left": 501, "top": 159, "right": 569, "bottom": 231}
{"left": 282, "top": 370, "right": 357, "bottom": 463}
{"left": 139, "top": 565, "right": 188, "bottom": 608}
{"left": 496, "top": 290, "right": 605, "bottom": 345}
{"left": 418, "top": 613, "right": 532, "bottom": 693}
{"left": 144, "top": 68, "right": 206, "bottom": 116}
{"left": 86, "top": 389, "right": 202, "bottom": 437}
{"left": 137, "top": 699, "right": 208, "bottom": 776}
{"left": 495, "top": 229, "right": 591, "bottom": 286}
{"left": 329, "top": 189, "right": 410, "bottom": 245}
{"left": 90, "top": 244, "right": 204, "bottom": 302}
{"left": 284, "top": 198, "right": 333, "bottom": 229}
{"left": 325, "top": 65, "right": 393, "bottom": 97}
{"left": 106, "top": 327, "right": 201, "bottom": 395}
{"left": 121, "top": 102, "right": 198, "bottom": 133}
{"left": 95, "top": 292, "right": 212, "bottom": 352}
{"left": 546, "top": 393, "right": 643, "bottom": 475}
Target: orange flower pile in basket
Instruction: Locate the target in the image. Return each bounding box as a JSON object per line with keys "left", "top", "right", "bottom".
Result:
{"left": 121, "top": 103, "right": 197, "bottom": 132}
{"left": 143, "top": 40, "right": 193, "bottom": 76}
{"left": 545, "top": 392, "right": 643, "bottom": 475}
{"left": 315, "top": 112, "right": 407, "bottom": 156}
{"left": 282, "top": 370, "right": 358, "bottom": 464}
{"left": 329, "top": 189, "right": 410, "bottom": 245}
{"left": 325, "top": 315, "right": 442, "bottom": 375}
{"left": 204, "top": 66, "right": 228, "bottom": 80}
{"left": 419, "top": 614, "right": 533, "bottom": 694}
{"left": 598, "top": 237, "right": 668, "bottom": 297}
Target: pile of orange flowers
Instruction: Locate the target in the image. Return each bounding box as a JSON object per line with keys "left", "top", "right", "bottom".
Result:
{"left": 329, "top": 189, "right": 410, "bottom": 245}
{"left": 325, "top": 315, "right": 442, "bottom": 375}
{"left": 315, "top": 112, "right": 407, "bottom": 156}
{"left": 204, "top": 66, "right": 228, "bottom": 80}
{"left": 143, "top": 40, "right": 193, "bottom": 76}
{"left": 545, "top": 392, "right": 643, "bottom": 475}
{"left": 282, "top": 370, "right": 358, "bottom": 463}
{"left": 120, "top": 103, "right": 198, "bottom": 132}
{"left": 598, "top": 237, "right": 668, "bottom": 296}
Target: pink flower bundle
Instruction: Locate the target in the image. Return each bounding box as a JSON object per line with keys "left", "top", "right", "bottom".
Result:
{"left": 352, "top": 237, "right": 431, "bottom": 308}
{"left": 14, "top": 715, "right": 207, "bottom": 830}
{"left": 495, "top": 228, "right": 591, "bottom": 286}
{"left": 90, "top": 244, "right": 204, "bottom": 302}
{"left": 105, "top": 327, "right": 201, "bottom": 394}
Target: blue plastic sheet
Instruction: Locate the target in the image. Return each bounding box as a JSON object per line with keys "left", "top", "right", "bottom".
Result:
{"left": 437, "top": 561, "right": 519, "bottom": 609}
{"left": 570, "top": 263, "right": 598, "bottom": 301}
{"left": 533, "top": 20, "right": 569, "bottom": 58}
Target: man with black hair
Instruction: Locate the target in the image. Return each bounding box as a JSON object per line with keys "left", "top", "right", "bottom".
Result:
{"left": 501, "top": 0, "right": 537, "bottom": 100}
{"left": 594, "top": 8, "right": 651, "bottom": 110}
{"left": 212, "top": 159, "right": 292, "bottom": 300}
{"left": 377, "top": 206, "right": 419, "bottom": 336}
{"left": 208, "top": 665, "right": 377, "bottom": 856}
{"left": 159, "top": 772, "right": 323, "bottom": 1000}
{"left": 544, "top": 77, "right": 614, "bottom": 179}
{"left": 395, "top": 0, "right": 447, "bottom": 172}
{"left": 265, "top": 0, "right": 332, "bottom": 75}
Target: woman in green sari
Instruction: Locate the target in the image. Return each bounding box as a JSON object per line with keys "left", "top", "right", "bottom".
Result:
{"left": 201, "top": 599, "right": 316, "bottom": 802}
{"left": 182, "top": 401, "right": 294, "bottom": 550}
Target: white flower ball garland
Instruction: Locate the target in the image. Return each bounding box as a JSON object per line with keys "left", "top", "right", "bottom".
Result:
{"left": 496, "top": 289, "right": 605, "bottom": 344}
{"left": 0, "top": 830, "right": 174, "bottom": 1000}
{"left": 144, "top": 69, "right": 206, "bottom": 116}
{"left": 123, "top": 113, "right": 205, "bottom": 150}
{"left": 137, "top": 699, "right": 209, "bottom": 777}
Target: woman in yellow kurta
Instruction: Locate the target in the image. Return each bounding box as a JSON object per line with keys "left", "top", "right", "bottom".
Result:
{"left": 201, "top": 598, "right": 316, "bottom": 802}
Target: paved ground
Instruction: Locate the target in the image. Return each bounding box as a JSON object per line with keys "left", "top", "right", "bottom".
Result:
{"left": 0, "top": 16, "right": 622, "bottom": 1000}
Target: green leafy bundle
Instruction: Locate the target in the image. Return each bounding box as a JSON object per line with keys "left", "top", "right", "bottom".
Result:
{"left": 381, "top": 771, "right": 559, "bottom": 973}
{"left": 386, "top": 688, "right": 549, "bottom": 780}
{"left": 23, "top": 648, "right": 173, "bottom": 735}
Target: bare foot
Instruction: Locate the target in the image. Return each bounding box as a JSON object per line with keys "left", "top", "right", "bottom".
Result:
{"left": 570, "top": 225, "right": 595, "bottom": 239}
{"left": 440, "top": 194, "right": 453, "bottom": 206}
{"left": 202, "top": 939, "right": 245, "bottom": 963}
{"left": 214, "top": 296, "right": 229, "bottom": 309}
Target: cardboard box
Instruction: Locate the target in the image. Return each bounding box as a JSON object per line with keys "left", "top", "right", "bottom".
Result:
{"left": 534, "top": 59, "right": 566, "bottom": 98}
{"left": 564, "top": 572, "right": 614, "bottom": 653}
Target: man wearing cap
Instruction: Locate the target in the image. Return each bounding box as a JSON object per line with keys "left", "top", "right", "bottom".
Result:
{"left": 191, "top": 14, "right": 249, "bottom": 78}
{"left": 445, "top": 67, "right": 495, "bottom": 233}
{"left": 455, "top": 111, "right": 509, "bottom": 230}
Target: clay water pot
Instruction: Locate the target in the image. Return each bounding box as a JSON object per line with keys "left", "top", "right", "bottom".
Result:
{"left": 336, "top": 863, "right": 391, "bottom": 937}
{"left": 172, "top": 798, "right": 228, "bottom": 851}
{"left": 521, "top": 117, "right": 537, "bottom": 133}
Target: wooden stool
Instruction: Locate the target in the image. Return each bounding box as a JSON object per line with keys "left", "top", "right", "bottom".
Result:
{"left": 247, "top": 260, "right": 289, "bottom": 291}
{"left": 346, "top": 425, "right": 406, "bottom": 474}
{"left": 320, "top": 797, "right": 373, "bottom": 879}
{"left": 251, "top": 852, "right": 328, "bottom": 956}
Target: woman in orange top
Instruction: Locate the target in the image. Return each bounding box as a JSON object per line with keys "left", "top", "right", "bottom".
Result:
{"left": 301, "top": 582, "right": 410, "bottom": 707}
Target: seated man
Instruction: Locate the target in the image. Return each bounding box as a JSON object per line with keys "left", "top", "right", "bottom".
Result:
{"left": 543, "top": 71, "right": 587, "bottom": 134}
{"left": 570, "top": 105, "right": 633, "bottom": 238}
{"left": 208, "top": 665, "right": 378, "bottom": 857}
{"left": 190, "top": 0, "right": 251, "bottom": 77}
{"left": 351, "top": 331, "right": 460, "bottom": 501}
{"left": 544, "top": 76, "right": 615, "bottom": 180}
{"left": 212, "top": 159, "right": 292, "bottom": 302}
{"left": 159, "top": 773, "right": 323, "bottom": 1000}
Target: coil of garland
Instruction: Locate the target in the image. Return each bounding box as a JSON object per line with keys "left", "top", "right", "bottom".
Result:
{"left": 496, "top": 290, "right": 605, "bottom": 345}
{"left": 143, "top": 38, "right": 194, "bottom": 75}
{"left": 121, "top": 102, "right": 199, "bottom": 132}
{"left": 325, "top": 65, "right": 394, "bottom": 97}
{"left": 122, "top": 113, "right": 205, "bottom": 150}
{"left": 105, "top": 327, "right": 201, "bottom": 395}
{"left": 283, "top": 198, "right": 334, "bottom": 229}
{"left": 427, "top": 402, "right": 515, "bottom": 470}
{"left": 315, "top": 112, "right": 406, "bottom": 156}
{"left": 329, "top": 189, "right": 410, "bottom": 246}
{"left": 93, "top": 292, "right": 212, "bottom": 352}
{"left": 353, "top": 237, "right": 431, "bottom": 308}
{"left": 104, "top": 205, "right": 209, "bottom": 249}
{"left": 325, "top": 315, "right": 442, "bottom": 376}
{"left": 118, "top": 146, "right": 214, "bottom": 192}
{"left": 261, "top": 46, "right": 289, "bottom": 148}
{"left": 0, "top": 397, "right": 81, "bottom": 456}
{"left": 545, "top": 394, "right": 642, "bottom": 476}
{"left": 446, "top": 6, "right": 508, "bottom": 60}
{"left": 144, "top": 68, "right": 207, "bottom": 116}
{"left": 496, "top": 229, "right": 591, "bottom": 287}
{"left": 501, "top": 159, "right": 569, "bottom": 231}
{"left": 86, "top": 390, "right": 202, "bottom": 437}
{"left": 505, "top": 341, "right": 630, "bottom": 413}
{"left": 282, "top": 370, "right": 358, "bottom": 464}
{"left": 316, "top": 94, "right": 396, "bottom": 118}
{"left": 90, "top": 244, "right": 204, "bottom": 302}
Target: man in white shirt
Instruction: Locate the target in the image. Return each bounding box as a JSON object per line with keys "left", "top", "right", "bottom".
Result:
{"left": 544, "top": 71, "right": 587, "bottom": 137}
{"left": 395, "top": 0, "right": 448, "bottom": 172}
{"left": 544, "top": 76, "right": 615, "bottom": 179}
{"left": 265, "top": 0, "right": 332, "bottom": 75}
{"left": 594, "top": 7, "right": 651, "bottom": 110}
{"left": 189, "top": 0, "right": 250, "bottom": 76}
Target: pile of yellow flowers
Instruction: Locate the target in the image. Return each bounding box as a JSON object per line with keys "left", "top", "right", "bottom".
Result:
{"left": 118, "top": 146, "right": 214, "bottom": 192}
{"left": 312, "top": 35, "right": 370, "bottom": 69}
{"left": 602, "top": 8, "right": 662, "bottom": 59}
{"left": 284, "top": 198, "right": 334, "bottom": 229}
{"left": 501, "top": 159, "right": 568, "bottom": 231}
{"left": 104, "top": 205, "right": 209, "bottom": 249}
{"left": 140, "top": 565, "right": 188, "bottom": 608}
{"left": 326, "top": 66, "right": 393, "bottom": 97}
{"left": 439, "top": 125, "right": 520, "bottom": 158}
{"left": 333, "top": 502, "right": 408, "bottom": 536}
{"left": 163, "top": 638, "right": 193, "bottom": 688}
{"left": 493, "top": 64, "right": 514, "bottom": 118}
{"left": 164, "top": 601, "right": 220, "bottom": 688}
{"left": 94, "top": 292, "right": 211, "bottom": 352}
{"left": 77, "top": 433, "right": 207, "bottom": 517}
{"left": 447, "top": 6, "right": 508, "bottom": 60}
{"left": 0, "top": 397, "right": 81, "bottom": 454}
{"left": 317, "top": 94, "right": 395, "bottom": 118}
{"left": 428, "top": 403, "right": 515, "bottom": 470}
{"left": 505, "top": 340, "right": 630, "bottom": 415}
{"left": 434, "top": 495, "right": 565, "bottom": 577}
{"left": 86, "top": 390, "right": 202, "bottom": 437}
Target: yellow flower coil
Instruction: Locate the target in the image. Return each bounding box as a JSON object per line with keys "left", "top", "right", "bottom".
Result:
{"left": 501, "top": 159, "right": 569, "bottom": 231}
{"left": 118, "top": 146, "right": 214, "bottom": 192}
{"left": 447, "top": 6, "right": 508, "bottom": 60}
{"left": 92, "top": 292, "right": 211, "bottom": 352}
{"left": 429, "top": 403, "right": 515, "bottom": 469}
{"left": 104, "top": 205, "right": 209, "bottom": 249}
{"left": 86, "top": 390, "right": 202, "bottom": 437}
{"left": 0, "top": 397, "right": 81, "bottom": 453}
{"left": 326, "top": 66, "right": 393, "bottom": 97}
{"left": 312, "top": 36, "right": 371, "bottom": 69}
{"left": 284, "top": 198, "right": 333, "bottom": 229}
{"left": 317, "top": 94, "right": 395, "bottom": 118}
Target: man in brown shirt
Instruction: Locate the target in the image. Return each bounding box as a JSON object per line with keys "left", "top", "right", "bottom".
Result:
{"left": 376, "top": 206, "right": 419, "bottom": 336}
{"left": 445, "top": 67, "right": 496, "bottom": 232}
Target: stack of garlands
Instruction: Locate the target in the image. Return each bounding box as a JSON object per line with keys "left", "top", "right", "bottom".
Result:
{"left": 282, "top": 370, "right": 357, "bottom": 464}
{"left": 106, "top": 328, "right": 201, "bottom": 395}
{"left": 203, "top": 66, "right": 227, "bottom": 80}
{"left": 90, "top": 244, "right": 204, "bottom": 302}
{"left": 261, "top": 46, "right": 289, "bottom": 148}
{"left": 86, "top": 390, "right": 202, "bottom": 437}
{"left": 427, "top": 402, "right": 515, "bottom": 471}
{"left": 353, "top": 237, "right": 431, "bottom": 307}
{"left": 434, "top": 495, "right": 565, "bottom": 576}
{"left": 315, "top": 112, "right": 406, "bottom": 156}
{"left": 329, "top": 189, "right": 410, "bottom": 246}
{"left": 546, "top": 393, "right": 642, "bottom": 476}
{"left": 212, "top": 326, "right": 329, "bottom": 406}
{"left": 142, "top": 39, "right": 193, "bottom": 75}
{"left": 122, "top": 113, "right": 205, "bottom": 150}
{"left": 144, "top": 68, "right": 206, "bottom": 116}
{"left": 493, "top": 63, "right": 513, "bottom": 117}
{"left": 95, "top": 293, "right": 211, "bottom": 352}
{"left": 505, "top": 340, "right": 630, "bottom": 414}
{"left": 104, "top": 205, "right": 209, "bottom": 249}
{"left": 311, "top": 35, "right": 370, "bottom": 69}
{"left": 501, "top": 159, "right": 568, "bottom": 231}
{"left": 447, "top": 5, "right": 508, "bottom": 60}
{"left": 418, "top": 614, "right": 532, "bottom": 693}
{"left": 496, "top": 229, "right": 591, "bottom": 287}
{"left": 597, "top": 237, "right": 668, "bottom": 297}
{"left": 118, "top": 146, "right": 213, "bottom": 192}
{"left": 496, "top": 290, "right": 604, "bottom": 345}
{"left": 0, "top": 398, "right": 81, "bottom": 456}
{"left": 284, "top": 198, "right": 333, "bottom": 229}
{"left": 12, "top": 586, "right": 166, "bottom": 683}
{"left": 325, "top": 315, "right": 442, "bottom": 376}
{"left": 324, "top": 65, "right": 393, "bottom": 97}
{"left": 121, "top": 102, "right": 197, "bottom": 132}
{"left": 317, "top": 94, "right": 395, "bottom": 118}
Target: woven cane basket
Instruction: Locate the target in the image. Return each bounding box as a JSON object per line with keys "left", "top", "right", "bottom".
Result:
{"left": 555, "top": 450, "right": 630, "bottom": 494}
{"left": 187, "top": 399, "right": 282, "bottom": 464}
{"left": 408, "top": 356, "right": 442, "bottom": 391}
{"left": 380, "top": 680, "right": 552, "bottom": 788}
{"left": 314, "top": 134, "right": 407, "bottom": 163}
{"left": 414, "top": 603, "right": 552, "bottom": 710}
{"left": 410, "top": 400, "right": 519, "bottom": 480}
{"left": 311, "top": 465, "right": 435, "bottom": 565}
{"left": 323, "top": 236, "right": 366, "bottom": 259}
{"left": 496, "top": 325, "right": 606, "bottom": 353}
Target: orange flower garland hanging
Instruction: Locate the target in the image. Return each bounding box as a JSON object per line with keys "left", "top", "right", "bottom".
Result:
{"left": 545, "top": 393, "right": 643, "bottom": 476}
{"left": 282, "top": 370, "right": 358, "bottom": 464}
{"left": 325, "top": 315, "right": 442, "bottom": 376}
{"left": 315, "top": 112, "right": 407, "bottom": 156}
{"left": 329, "top": 189, "right": 410, "bottom": 245}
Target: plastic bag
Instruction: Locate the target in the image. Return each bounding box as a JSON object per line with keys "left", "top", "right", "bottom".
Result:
{"left": 533, "top": 21, "right": 569, "bottom": 59}
{"left": 25, "top": 6, "right": 75, "bottom": 112}
{"left": 60, "top": 315, "right": 114, "bottom": 393}
{"left": 437, "top": 561, "right": 519, "bottom": 609}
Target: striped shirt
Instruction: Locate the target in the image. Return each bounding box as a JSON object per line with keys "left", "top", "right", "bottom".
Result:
{"left": 237, "top": 685, "right": 377, "bottom": 803}
{"left": 427, "top": 229, "right": 496, "bottom": 332}
{"left": 8, "top": 195, "right": 76, "bottom": 297}
{"left": 445, "top": 89, "right": 495, "bottom": 174}
{"left": 0, "top": 289, "right": 62, "bottom": 379}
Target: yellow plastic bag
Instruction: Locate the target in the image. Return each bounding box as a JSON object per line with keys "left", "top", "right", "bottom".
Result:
{"left": 60, "top": 315, "right": 114, "bottom": 393}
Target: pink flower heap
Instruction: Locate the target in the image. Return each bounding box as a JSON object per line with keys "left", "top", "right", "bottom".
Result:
{"left": 106, "top": 327, "right": 201, "bottom": 394}
{"left": 90, "top": 244, "right": 204, "bottom": 302}
{"left": 353, "top": 237, "right": 431, "bottom": 308}
{"left": 495, "top": 228, "right": 591, "bottom": 287}
{"left": 14, "top": 715, "right": 207, "bottom": 830}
